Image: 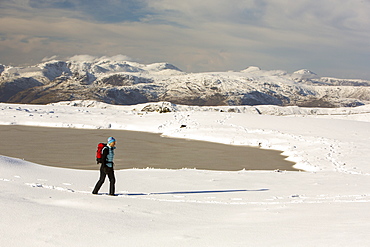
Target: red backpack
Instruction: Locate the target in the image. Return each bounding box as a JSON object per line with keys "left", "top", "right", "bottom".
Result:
{"left": 96, "top": 143, "right": 106, "bottom": 164}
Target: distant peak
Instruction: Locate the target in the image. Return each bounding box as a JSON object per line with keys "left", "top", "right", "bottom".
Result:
{"left": 241, "top": 66, "right": 261, "bottom": 73}
{"left": 293, "top": 69, "right": 317, "bottom": 75}
{"left": 292, "top": 69, "right": 319, "bottom": 80}
{"left": 146, "top": 62, "right": 182, "bottom": 72}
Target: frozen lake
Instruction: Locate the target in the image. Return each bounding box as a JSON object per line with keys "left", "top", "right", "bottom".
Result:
{"left": 0, "top": 125, "right": 296, "bottom": 171}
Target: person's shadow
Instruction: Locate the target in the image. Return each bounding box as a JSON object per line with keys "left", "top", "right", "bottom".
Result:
{"left": 117, "top": 188, "right": 269, "bottom": 196}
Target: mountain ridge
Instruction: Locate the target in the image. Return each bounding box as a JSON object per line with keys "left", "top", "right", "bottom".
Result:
{"left": 1, "top": 57, "right": 369, "bottom": 107}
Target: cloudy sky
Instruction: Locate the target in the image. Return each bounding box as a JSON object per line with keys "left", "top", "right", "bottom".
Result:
{"left": 1, "top": 0, "right": 370, "bottom": 79}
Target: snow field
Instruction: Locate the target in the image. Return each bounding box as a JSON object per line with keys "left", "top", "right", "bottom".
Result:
{"left": 1, "top": 101, "right": 370, "bottom": 246}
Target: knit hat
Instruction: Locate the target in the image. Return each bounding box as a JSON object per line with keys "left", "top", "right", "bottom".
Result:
{"left": 107, "top": 137, "right": 116, "bottom": 144}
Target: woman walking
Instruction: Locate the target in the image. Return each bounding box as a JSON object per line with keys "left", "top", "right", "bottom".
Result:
{"left": 92, "top": 137, "right": 117, "bottom": 196}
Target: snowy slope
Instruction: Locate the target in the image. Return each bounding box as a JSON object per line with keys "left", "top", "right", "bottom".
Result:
{"left": 1, "top": 56, "right": 370, "bottom": 106}
{"left": 1, "top": 101, "right": 370, "bottom": 246}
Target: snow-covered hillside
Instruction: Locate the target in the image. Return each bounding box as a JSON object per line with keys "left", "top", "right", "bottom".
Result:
{"left": 0, "top": 57, "right": 370, "bottom": 107}
{"left": 1, "top": 56, "right": 370, "bottom": 107}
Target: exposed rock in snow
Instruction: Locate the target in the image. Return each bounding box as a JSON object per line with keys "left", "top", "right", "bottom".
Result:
{"left": 0, "top": 64, "right": 5, "bottom": 75}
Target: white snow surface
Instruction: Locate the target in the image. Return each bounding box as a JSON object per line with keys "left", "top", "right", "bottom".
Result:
{"left": 1, "top": 101, "right": 370, "bottom": 246}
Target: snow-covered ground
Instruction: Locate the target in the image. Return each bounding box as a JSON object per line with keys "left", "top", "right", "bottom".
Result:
{"left": 1, "top": 101, "right": 370, "bottom": 246}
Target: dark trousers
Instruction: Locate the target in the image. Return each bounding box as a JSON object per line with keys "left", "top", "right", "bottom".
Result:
{"left": 92, "top": 165, "right": 116, "bottom": 195}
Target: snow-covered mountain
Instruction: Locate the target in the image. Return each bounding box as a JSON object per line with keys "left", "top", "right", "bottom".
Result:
{"left": 1, "top": 57, "right": 370, "bottom": 107}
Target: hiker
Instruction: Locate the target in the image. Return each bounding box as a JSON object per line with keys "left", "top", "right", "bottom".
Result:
{"left": 92, "top": 137, "right": 117, "bottom": 196}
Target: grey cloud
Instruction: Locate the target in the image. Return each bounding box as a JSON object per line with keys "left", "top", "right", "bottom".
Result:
{"left": 29, "top": 0, "right": 75, "bottom": 9}
{"left": 3, "top": 0, "right": 151, "bottom": 23}
{"left": 1, "top": 0, "right": 370, "bottom": 79}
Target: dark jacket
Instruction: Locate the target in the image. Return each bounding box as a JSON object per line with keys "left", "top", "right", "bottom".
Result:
{"left": 102, "top": 145, "right": 115, "bottom": 167}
